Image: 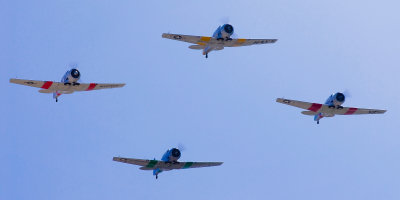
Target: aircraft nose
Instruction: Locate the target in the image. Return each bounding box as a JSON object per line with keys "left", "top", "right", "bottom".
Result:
{"left": 335, "top": 92, "right": 345, "bottom": 102}
{"left": 70, "top": 69, "right": 80, "bottom": 78}
{"left": 223, "top": 24, "right": 234, "bottom": 34}
{"left": 171, "top": 148, "right": 181, "bottom": 158}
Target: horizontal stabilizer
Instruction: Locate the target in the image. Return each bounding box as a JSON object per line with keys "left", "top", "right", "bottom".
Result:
{"left": 189, "top": 45, "right": 205, "bottom": 50}
{"left": 139, "top": 167, "right": 153, "bottom": 170}
{"left": 38, "top": 89, "right": 53, "bottom": 93}
{"left": 301, "top": 111, "right": 317, "bottom": 116}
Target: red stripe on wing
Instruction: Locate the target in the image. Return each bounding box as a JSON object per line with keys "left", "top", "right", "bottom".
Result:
{"left": 307, "top": 103, "right": 322, "bottom": 112}
{"left": 41, "top": 81, "right": 53, "bottom": 89}
{"left": 86, "top": 83, "right": 97, "bottom": 91}
{"left": 344, "top": 107, "right": 358, "bottom": 115}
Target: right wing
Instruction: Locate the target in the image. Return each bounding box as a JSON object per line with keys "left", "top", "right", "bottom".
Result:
{"left": 10, "top": 78, "right": 125, "bottom": 92}
{"left": 113, "top": 157, "right": 223, "bottom": 170}
{"left": 276, "top": 98, "right": 386, "bottom": 115}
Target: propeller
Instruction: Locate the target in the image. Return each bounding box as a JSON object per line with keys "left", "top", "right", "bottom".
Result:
{"left": 177, "top": 143, "right": 186, "bottom": 152}
{"left": 219, "top": 16, "right": 230, "bottom": 25}
{"left": 343, "top": 89, "right": 352, "bottom": 99}
{"left": 68, "top": 62, "right": 79, "bottom": 70}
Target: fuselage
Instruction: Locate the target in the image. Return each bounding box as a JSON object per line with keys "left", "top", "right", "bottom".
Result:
{"left": 153, "top": 148, "right": 181, "bottom": 177}
{"left": 314, "top": 92, "right": 345, "bottom": 122}
{"left": 53, "top": 69, "right": 81, "bottom": 100}
{"left": 203, "top": 24, "right": 234, "bottom": 57}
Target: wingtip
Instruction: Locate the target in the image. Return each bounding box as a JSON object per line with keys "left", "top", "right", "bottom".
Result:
{"left": 9, "top": 78, "right": 16, "bottom": 83}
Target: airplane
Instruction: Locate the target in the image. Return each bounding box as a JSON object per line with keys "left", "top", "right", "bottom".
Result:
{"left": 113, "top": 148, "right": 223, "bottom": 179}
{"left": 276, "top": 92, "right": 386, "bottom": 124}
{"left": 162, "top": 24, "right": 277, "bottom": 58}
{"left": 10, "top": 68, "right": 125, "bottom": 102}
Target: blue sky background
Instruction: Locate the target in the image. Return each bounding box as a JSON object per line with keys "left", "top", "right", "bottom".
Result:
{"left": 2, "top": 0, "right": 400, "bottom": 199}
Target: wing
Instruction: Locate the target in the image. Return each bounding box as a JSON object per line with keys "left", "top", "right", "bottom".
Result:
{"left": 113, "top": 157, "right": 223, "bottom": 170}
{"left": 325, "top": 107, "right": 386, "bottom": 115}
{"left": 10, "top": 78, "right": 125, "bottom": 92}
{"left": 276, "top": 98, "right": 386, "bottom": 115}
{"left": 162, "top": 33, "right": 277, "bottom": 47}
{"left": 223, "top": 38, "right": 278, "bottom": 47}
{"left": 162, "top": 33, "right": 212, "bottom": 45}
{"left": 113, "top": 157, "right": 154, "bottom": 168}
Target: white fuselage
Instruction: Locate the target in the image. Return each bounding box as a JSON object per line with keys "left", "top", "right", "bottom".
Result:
{"left": 61, "top": 69, "right": 80, "bottom": 83}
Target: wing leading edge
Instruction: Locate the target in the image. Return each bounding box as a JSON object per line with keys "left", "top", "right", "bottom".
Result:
{"left": 113, "top": 157, "right": 223, "bottom": 170}
{"left": 276, "top": 98, "right": 386, "bottom": 115}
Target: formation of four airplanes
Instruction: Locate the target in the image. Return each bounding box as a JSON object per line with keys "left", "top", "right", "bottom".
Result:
{"left": 10, "top": 24, "right": 387, "bottom": 179}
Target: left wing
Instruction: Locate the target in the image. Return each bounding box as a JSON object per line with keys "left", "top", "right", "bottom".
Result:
{"left": 223, "top": 38, "right": 278, "bottom": 47}
{"left": 276, "top": 98, "right": 386, "bottom": 115}
{"left": 10, "top": 78, "right": 125, "bottom": 92}
{"left": 162, "top": 33, "right": 277, "bottom": 47}
{"left": 113, "top": 157, "right": 223, "bottom": 170}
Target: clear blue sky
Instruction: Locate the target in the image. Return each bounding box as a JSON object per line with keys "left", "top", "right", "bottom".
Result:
{"left": 2, "top": 0, "right": 400, "bottom": 199}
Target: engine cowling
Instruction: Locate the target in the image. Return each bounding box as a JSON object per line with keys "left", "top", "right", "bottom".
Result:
{"left": 332, "top": 92, "right": 345, "bottom": 106}
{"left": 220, "top": 24, "right": 234, "bottom": 38}
{"left": 70, "top": 69, "right": 80, "bottom": 79}
{"left": 335, "top": 92, "right": 345, "bottom": 102}
{"left": 169, "top": 148, "right": 181, "bottom": 161}
{"left": 223, "top": 24, "right": 234, "bottom": 34}
{"left": 65, "top": 68, "right": 81, "bottom": 83}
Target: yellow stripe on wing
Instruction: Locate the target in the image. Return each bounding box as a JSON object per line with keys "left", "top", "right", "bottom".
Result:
{"left": 233, "top": 38, "right": 247, "bottom": 46}
{"left": 200, "top": 37, "right": 211, "bottom": 42}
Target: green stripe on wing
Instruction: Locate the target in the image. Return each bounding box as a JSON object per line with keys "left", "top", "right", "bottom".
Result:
{"left": 182, "top": 162, "right": 193, "bottom": 169}
{"left": 146, "top": 160, "right": 158, "bottom": 168}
